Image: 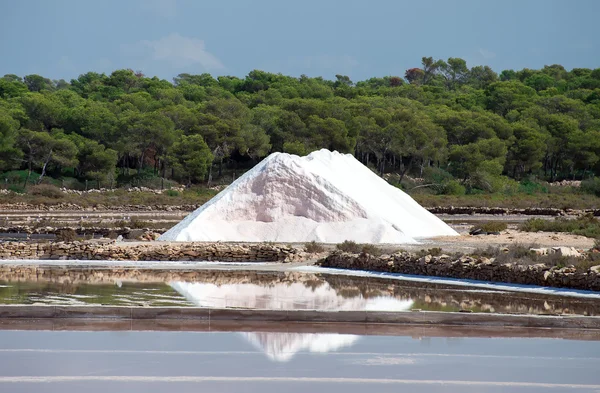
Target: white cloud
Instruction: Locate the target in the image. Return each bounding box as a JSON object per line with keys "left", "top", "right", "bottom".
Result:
{"left": 141, "top": 0, "right": 177, "bottom": 19}
{"left": 478, "top": 49, "right": 496, "bottom": 60}
{"left": 133, "top": 33, "right": 224, "bottom": 70}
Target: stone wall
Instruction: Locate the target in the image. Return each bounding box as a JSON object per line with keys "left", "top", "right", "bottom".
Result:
{"left": 0, "top": 225, "right": 166, "bottom": 237}
{"left": 320, "top": 251, "right": 600, "bottom": 291}
{"left": 427, "top": 206, "right": 600, "bottom": 216}
{"left": 0, "top": 240, "right": 302, "bottom": 262}
{"left": 2, "top": 202, "right": 600, "bottom": 216}
{"left": 0, "top": 203, "right": 199, "bottom": 212}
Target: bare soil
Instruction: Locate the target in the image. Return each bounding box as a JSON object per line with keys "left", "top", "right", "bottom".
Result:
{"left": 428, "top": 229, "right": 595, "bottom": 254}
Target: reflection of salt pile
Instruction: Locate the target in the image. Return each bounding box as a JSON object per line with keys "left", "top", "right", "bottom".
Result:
{"left": 170, "top": 280, "right": 414, "bottom": 362}
{"left": 159, "top": 149, "right": 457, "bottom": 243}
{"left": 170, "top": 281, "right": 414, "bottom": 311}
{"left": 242, "top": 332, "right": 359, "bottom": 362}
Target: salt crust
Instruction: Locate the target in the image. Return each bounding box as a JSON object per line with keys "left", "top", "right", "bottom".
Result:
{"left": 160, "top": 149, "right": 458, "bottom": 243}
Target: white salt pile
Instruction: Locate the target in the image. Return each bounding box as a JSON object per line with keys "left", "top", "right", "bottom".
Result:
{"left": 159, "top": 149, "right": 458, "bottom": 243}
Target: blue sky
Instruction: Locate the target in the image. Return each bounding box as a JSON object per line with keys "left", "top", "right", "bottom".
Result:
{"left": 1, "top": 0, "right": 598, "bottom": 83}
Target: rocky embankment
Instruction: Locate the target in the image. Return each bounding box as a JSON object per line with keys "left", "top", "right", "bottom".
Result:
{"left": 319, "top": 251, "right": 600, "bottom": 291}
{"left": 0, "top": 203, "right": 199, "bottom": 212}
{"left": 0, "top": 241, "right": 302, "bottom": 262}
{"left": 428, "top": 206, "right": 600, "bottom": 216}
{"left": 0, "top": 225, "right": 164, "bottom": 240}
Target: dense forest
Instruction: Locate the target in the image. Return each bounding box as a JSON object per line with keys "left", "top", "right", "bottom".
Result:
{"left": 1, "top": 57, "right": 600, "bottom": 195}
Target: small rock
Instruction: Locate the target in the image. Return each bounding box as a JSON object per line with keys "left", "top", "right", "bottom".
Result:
{"left": 551, "top": 246, "right": 581, "bottom": 258}
{"left": 530, "top": 248, "right": 549, "bottom": 256}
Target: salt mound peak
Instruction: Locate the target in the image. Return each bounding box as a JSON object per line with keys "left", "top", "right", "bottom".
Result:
{"left": 159, "top": 149, "right": 458, "bottom": 243}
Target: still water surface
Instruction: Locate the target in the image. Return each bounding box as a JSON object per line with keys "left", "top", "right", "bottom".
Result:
{"left": 1, "top": 269, "right": 599, "bottom": 315}
{"left": 0, "top": 330, "right": 599, "bottom": 392}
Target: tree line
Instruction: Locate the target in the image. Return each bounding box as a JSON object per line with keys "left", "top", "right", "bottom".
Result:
{"left": 1, "top": 57, "right": 600, "bottom": 193}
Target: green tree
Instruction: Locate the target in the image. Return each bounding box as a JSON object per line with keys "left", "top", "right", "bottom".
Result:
{"left": 125, "top": 112, "right": 177, "bottom": 174}
{"left": 0, "top": 79, "right": 28, "bottom": 98}
{"left": 236, "top": 124, "right": 271, "bottom": 161}
{"left": 0, "top": 111, "right": 21, "bottom": 171}
{"left": 23, "top": 74, "right": 54, "bottom": 92}
{"left": 169, "top": 134, "right": 214, "bottom": 184}
{"left": 505, "top": 121, "right": 547, "bottom": 178}
{"left": 448, "top": 137, "right": 507, "bottom": 186}
{"left": 67, "top": 134, "right": 118, "bottom": 183}
{"left": 17, "top": 129, "right": 78, "bottom": 185}
{"left": 468, "top": 66, "right": 498, "bottom": 89}
{"left": 306, "top": 116, "right": 354, "bottom": 153}
{"left": 439, "top": 58, "right": 469, "bottom": 89}
{"left": 486, "top": 81, "right": 537, "bottom": 116}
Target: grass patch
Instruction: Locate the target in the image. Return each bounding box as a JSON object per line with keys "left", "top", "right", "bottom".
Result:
{"left": 469, "top": 221, "right": 508, "bottom": 234}
{"left": 519, "top": 215, "right": 600, "bottom": 239}
{"left": 412, "top": 192, "right": 600, "bottom": 210}
{"left": 0, "top": 187, "right": 219, "bottom": 207}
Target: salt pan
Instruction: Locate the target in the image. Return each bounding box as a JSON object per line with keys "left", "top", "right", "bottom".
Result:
{"left": 159, "top": 149, "right": 458, "bottom": 243}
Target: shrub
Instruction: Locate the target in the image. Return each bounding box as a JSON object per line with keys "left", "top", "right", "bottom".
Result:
{"left": 305, "top": 241, "right": 325, "bottom": 253}
{"left": 416, "top": 247, "right": 443, "bottom": 257}
{"left": 7, "top": 184, "right": 24, "bottom": 194}
{"left": 55, "top": 228, "right": 77, "bottom": 242}
{"left": 130, "top": 218, "right": 150, "bottom": 229}
{"left": 581, "top": 178, "right": 600, "bottom": 197}
{"left": 166, "top": 189, "right": 180, "bottom": 197}
{"left": 473, "top": 243, "right": 537, "bottom": 264}
{"left": 2, "top": 170, "right": 40, "bottom": 184}
{"left": 28, "top": 184, "right": 63, "bottom": 199}
{"left": 360, "top": 244, "right": 383, "bottom": 256}
{"left": 336, "top": 240, "right": 362, "bottom": 253}
{"left": 519, "top": 179, "right": 548, "bottom": 195}
{"left": 519, "top": 215, "right": 600, "bottom": 239}
{"left": 422, "top": 167, "right": 454, "bottom": 185}
{"left": 336, "top": 240, "right": 383, "bottom": 256}
{"left": 575, "top": 256, "right": 600, "bottom": 272}
{"left": 442, "top": 180, "right": 466, "bottom": 195}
